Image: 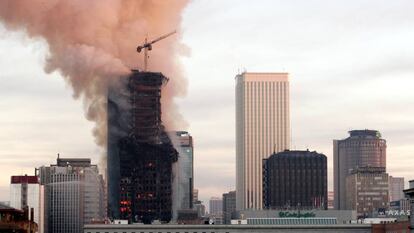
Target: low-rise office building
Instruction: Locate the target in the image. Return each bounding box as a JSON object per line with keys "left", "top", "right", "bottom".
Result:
{"left": 84, "top": 224, "right": 372, "bottom": 233}
{"left": 345, "top": 167, "right": 389, "bottom": 218}
{"left": 234, "top": 209, "right": 357, "bottom": 225}
{"left": 263, "top": 150, "right": 327, "bottom": 210}
{"left": 223, "top": 191, "right": 236, "bottom": 224}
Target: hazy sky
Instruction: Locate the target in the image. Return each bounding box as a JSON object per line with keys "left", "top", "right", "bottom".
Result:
{"left": 1, "top": 0, "right": 414, "bottom": 206}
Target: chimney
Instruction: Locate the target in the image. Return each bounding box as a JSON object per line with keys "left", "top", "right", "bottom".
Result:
{"left": 30, "top": 207, "right": 34, "bottom": 222}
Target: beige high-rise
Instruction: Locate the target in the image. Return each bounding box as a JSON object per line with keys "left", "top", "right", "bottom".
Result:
{"left": 235, "top": 72, "right": 290, "bottom": 210}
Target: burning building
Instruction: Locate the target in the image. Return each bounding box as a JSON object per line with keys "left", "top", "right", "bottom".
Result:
{"left": 107, "top": 70, "right": 178, "bottom": 224}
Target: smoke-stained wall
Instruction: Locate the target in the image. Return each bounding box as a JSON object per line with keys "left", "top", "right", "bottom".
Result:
{"left": 108, "top": 71, "right": 178, "bottom": 223}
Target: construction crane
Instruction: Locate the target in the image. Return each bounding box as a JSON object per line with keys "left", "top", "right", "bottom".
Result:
{"left": 137, "top": 30, "right": 177, "bottom": 71}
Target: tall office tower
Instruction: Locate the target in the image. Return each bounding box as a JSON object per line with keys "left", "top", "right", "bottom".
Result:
{"left": 222, "top": 191, "right": 236, "bottom": 224}
{"left": 170, "top": 131, "right": 194, "bottom": 220}
{"left": 107, "top": 70, "right": 178, "bottom": 223}
{"left": 346, "top": 167, "right": 389, "bottom": 217}
{"left": 9, "top": 175, "right": 41, "bottom": 227}
{"left": 389, "top": 176, "right": 405, "bottom": 202}
{"left": 333, "top": 129, "right": 386, "bottom": 210}
{"left": 263, "top": 150, "right": 327, "bottom": 210}
{"left": 38, "top": 157, "right": 106, "bottom": 233}
{"left": 235, "top": 72, "right": 290, "bottom": 210}
{"left": 209, "top": 197, "right": 223, "bottom": 216}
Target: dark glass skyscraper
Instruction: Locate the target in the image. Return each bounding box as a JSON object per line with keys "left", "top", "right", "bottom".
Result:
{"left": 333, "top": 130, "right": 386, "bottom": 210}
{"left": 263, "top": 150, "right": 327, "bottom": 210}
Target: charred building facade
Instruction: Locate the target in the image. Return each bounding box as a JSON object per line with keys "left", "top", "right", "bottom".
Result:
{"left": 108, "top": 70, "right": 178, "bottom": 223}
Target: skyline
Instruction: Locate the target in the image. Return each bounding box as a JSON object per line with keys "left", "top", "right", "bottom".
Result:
{"left": 1, "top": 0, "right": 414, "bottom": 208}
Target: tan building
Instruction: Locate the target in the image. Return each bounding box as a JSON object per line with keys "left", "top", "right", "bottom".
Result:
{"left": 333, "top": 130, "right": 386, "bottom": 210}
{"left": 235, "top": 72, "right": 290, "bottom": 210}
{"left": 328, "top": 191, "right": 334, "bottom": 209}
{"left": 346, "top": 167, "right": 389, "bottom": 217}
{"left": 389, "top": 176, "right": 404, "bottom": 202}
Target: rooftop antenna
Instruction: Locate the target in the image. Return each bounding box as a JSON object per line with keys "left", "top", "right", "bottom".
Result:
{"left": 137, "top": 30, "right": 177, "bottom": 71}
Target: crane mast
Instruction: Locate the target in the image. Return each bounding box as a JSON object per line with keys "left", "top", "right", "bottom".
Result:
{"left": 137, "top": 30, "right": 177, "bottom": 71}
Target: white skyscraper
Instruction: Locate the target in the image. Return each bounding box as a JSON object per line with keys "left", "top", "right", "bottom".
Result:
{"left": 235, "top": 72, "right": 290, "bottom": 210}
{"left": 38, "top": 157, "right": 106, "bottom": 233}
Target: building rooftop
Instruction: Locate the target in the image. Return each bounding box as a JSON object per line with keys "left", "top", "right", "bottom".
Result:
{"left": 236, "top": 72, "right": 289, "bottom": 82}
{"left": 348, "top": 129, "right": 382, "bottom": 139}
{"left": 56, "top": 157, "right": 91, "bottom": 167}
{"left": 0, "top": 203, "right": 22, "bottom": 213}
{"left": 349, "top": 166, "right": 386, "bottom": 174}
{"left": 267, "top": 149, "right": 326, "bottom": 159}
{"left": 10, "top": 175, "right": 38, "bottom": 184}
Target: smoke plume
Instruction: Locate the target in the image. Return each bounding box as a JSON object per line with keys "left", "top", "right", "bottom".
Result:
{"left": 0, "top": 0, "right": 189, "bottom": 147}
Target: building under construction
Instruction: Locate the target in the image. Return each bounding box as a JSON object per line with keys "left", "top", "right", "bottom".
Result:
{"left": 107, "top": 70, "right": 178, "bottom": 224}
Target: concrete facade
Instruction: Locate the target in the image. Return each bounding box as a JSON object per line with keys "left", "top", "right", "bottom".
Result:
{"left": 38, "top": 157, "right": 106, "bottom": 233}
{"left": 9, "top": 175, "right": 41, "bottom": 228}
{"left": 210, "top": 197, "right": 223, "bottom": 215}
{"left": 403, "top": 180, "right": 414, "bottom": 232}
{"left": 333, "top": 130, "right": 386, "bottom": 210}
{"left": 223, "top": 191, "right": 236, "bottom": 224}
{"left": 389, "top": 176, "right": 405, "bottom": 202}
{"left": 236, "top": 72, "right": 290, "bottom": 210}
{"left": 345, "top": 167, "right": 389, "bottom": 218}
{"left": 84, "top": 224, "right": 371, "bottom": 233}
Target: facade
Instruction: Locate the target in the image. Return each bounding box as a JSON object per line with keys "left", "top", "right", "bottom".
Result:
{"left": 84, "top": 224, "right": 372, "bottom": 233}
{"left": 234, "top": 209, "right": 357, "bottom": 225}
{"left": 389, "top": 176, "right": 404, "bottom": 202}
{"left": 176, "top": 209, "right": 202, "bottom": 224}
{"left": 389, "top": 199, "right": 411, "bottom": 212}
{"left": 223, "top": 191, "right": 236, "bottom": 224}
{"left": 328, "top": 191, "right": 334, "bottom": 209}
{"left": 193, "top": 189, "right": 199, "bottom": 203}
{"left": 107, "top": 71, "right": 178, "bottom": 223}
{"left": 263, "top": 150, "right": 327, "bottom": 210}
{"left": 333, "top": 130, "right": 386, "bottom": 210}
{"left": 402, "top": 180, "right": 414, "bottom": 229}
{"left": 38, "top": 157, "right": 106, "bottom": 233}
{"left": 9, "top": 175, "right": 40, "bottom": 227}
{"left": 209, "top": 197, "right": 223, "bottom": 215}
{"left": 193, "top": 200, "right": 206, "bottom": 217}
{"left": 236, "top": 72, "right": 290, "bottom": 210}
{"left": 170, "top": 131, "right": 194, "bottom": 221}
{"left": 345, "top": 167, "right": 389, "bottom": 218}
{"left": 0, "top": 203, "right": 38, "bottom": 233}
